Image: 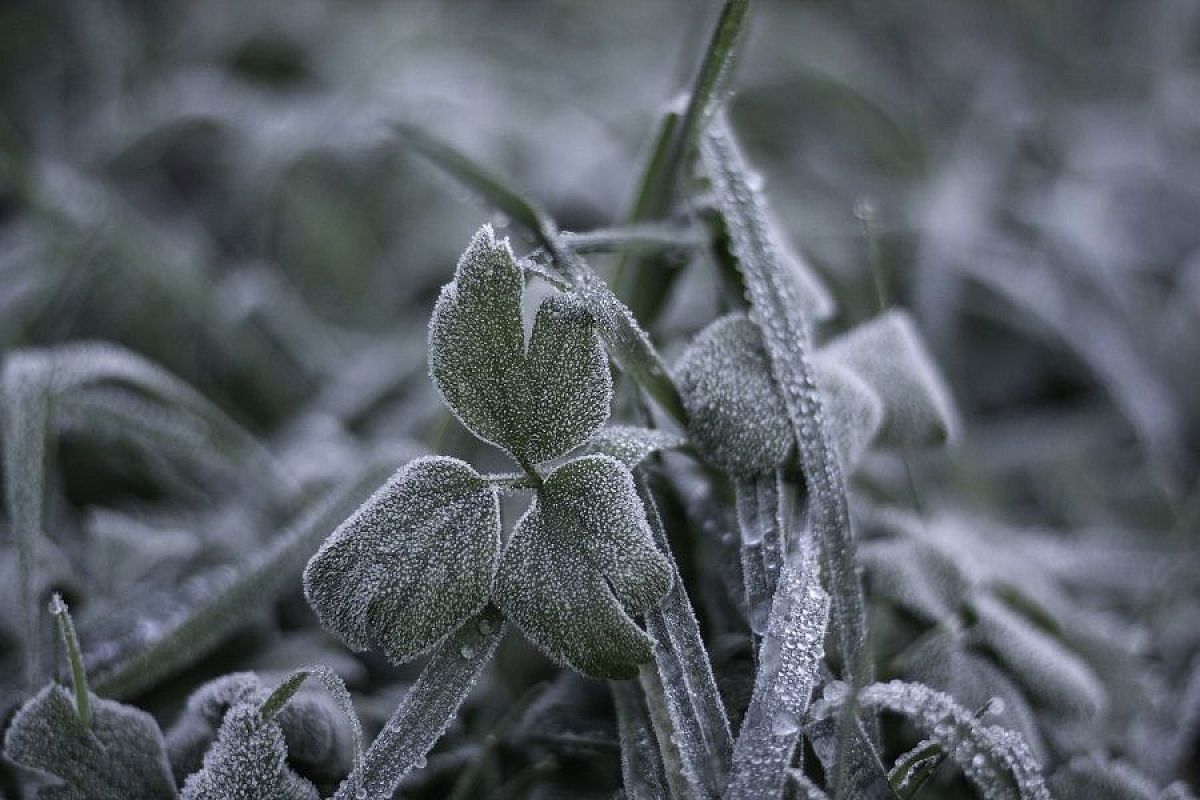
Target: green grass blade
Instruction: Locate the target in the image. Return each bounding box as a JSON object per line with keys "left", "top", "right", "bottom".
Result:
{"left": 613, "top": 0, "right": 754, "bottom": 323}
{"left": 2, "top": 352, "right": 52, "bottom": 692}
{"left": 611, "top": 679, "right": 670, "bottom": 800}
{"left": 725, "top": 549, "right": 829, "bottom": 799}
{"left": 638, "top": 479, "right": 733, "bottom": 797}
{"left": 333, "top": 606, "right": 506, "bottom": 800}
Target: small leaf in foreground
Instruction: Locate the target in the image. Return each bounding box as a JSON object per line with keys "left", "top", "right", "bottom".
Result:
{"left": 304, "top": 456, "right": 501, "bottom": 663}
{"left": 495, "top": 455, "right": 672, "bottom": 678}
{"left": 3, "top": 684, "right": 178, "bottom": 800}
{"left": 179, "top": 703, "right": 319, "bottom": 800}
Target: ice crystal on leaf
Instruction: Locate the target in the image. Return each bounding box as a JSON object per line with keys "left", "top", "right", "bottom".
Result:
{"left": 428, "top": 224, "right": 612, "bottom": 466}
{"left": 494, "top": 455, "right": 672, "bottom": 679}
{"left": 303, "top": 456, "right": 501, "bottom": 664}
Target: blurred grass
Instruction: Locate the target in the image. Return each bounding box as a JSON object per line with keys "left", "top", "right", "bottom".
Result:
{"left": 1, "top": 0, "right": 1198, "bottom": 796}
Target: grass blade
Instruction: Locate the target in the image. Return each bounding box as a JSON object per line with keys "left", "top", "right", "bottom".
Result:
{"left": 333, "top": 606, "right": 506, "bottom": 800}
{"left": 613, "top": 0, "right": 754, "bottom": 322}
{"left": 700, "top": 113, "right": 869, "bottom": 687}
{"left": 725, "top": 548, "right": 829, "bottom": 799}
{"left": 611, "top": 679, "right": 670, "bottom": 800}
{"left": 2, "top": 352, "right": 52, "bottom": 691}
{"left": 819, "top": 681, "right": 1052, "bottom": 800}
{"left": 638, "top": 479, "right": 733, "bottom": 797}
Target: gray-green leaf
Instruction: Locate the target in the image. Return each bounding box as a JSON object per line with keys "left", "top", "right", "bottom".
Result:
{"left": 179, "top": 704, "right": 319, "bottom": 800}
{"left": 815, "top": 310, "right": 959, "bottom": 447}
{"left": 303, "top": 456, "right": 501, "bottom": 664}
{"left": 675, "top": 314, "right": 793, "bottom": 476}
{"left": 428, "top": 224, "right": 611, "bottom": 465}
{"left": 2, "top": 684, "right": 177, "bottom": 800}
{"left": 494, "top": 455, "right": 672, "bottom": 678}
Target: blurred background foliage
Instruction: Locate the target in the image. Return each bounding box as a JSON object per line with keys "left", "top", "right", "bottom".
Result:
{"left": 0, "top": 0, "right": 1198, "bottom": 797}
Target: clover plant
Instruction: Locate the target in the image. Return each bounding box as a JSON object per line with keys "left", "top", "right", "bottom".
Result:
{"left": 2, "top": 1, "right": 1198, "bottom": 799}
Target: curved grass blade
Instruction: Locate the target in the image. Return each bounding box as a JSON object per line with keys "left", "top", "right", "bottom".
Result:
{"left": 725, "top": 549, "right": 829, "bottom": 800}
{"left": 332, "top": 606, "right": 506, "bottom": 800}
{"left": 820, "top": 681, "right": 1051, "bottom": 800}
{"left": 92, "top": 456, "right": 403, "bottom": 698}
{"left": 700, "top": 114, "right": 868, "bottom": 689}
{"left": 638, "top": 479, "right": 733, "bottom": 798}
{"left": 393, "top": 123, "right": 686, "bottom": 424}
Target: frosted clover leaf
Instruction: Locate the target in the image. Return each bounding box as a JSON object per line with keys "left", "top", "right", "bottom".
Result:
{"left": 303, "top": 456, "right": 501, "bottom": 663}
{"left": 495, "top": 455, "right": 672, "bottom": 679}
{"left": 429, "top": 224, "right": 612, "bottom": 467}
{"left": 2, "top": 684, "right": 178, "bottom": 800}
{"left": 676, "top": 310, "right": 958, "bottom": 476}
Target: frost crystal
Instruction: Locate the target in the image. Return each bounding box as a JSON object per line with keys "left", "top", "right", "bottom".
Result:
{"left": 303, "top": 456, "right": 501, "bottom": 663}
{"left": 429, "top": 224, "right": 612, "bottom": 466}
{"left": 494, "top": 455, "right": 672, "bottom": 678}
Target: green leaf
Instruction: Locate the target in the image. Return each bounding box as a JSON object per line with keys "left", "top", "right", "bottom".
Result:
{"left": 2, "top": 684, "right": 177, "bottom": 799}
{"left": 429, "top": 225, "right": 611, "bottom": 466}
{"left": 675, "top": 314, "right": 793, "bottom": 476}
{"left": 304, "top": 456, "right": 500, "bottom": 664}
{"left": 179, "top": 703, "right": 319, "bottom": 800}
{"left": 524, "top": 293, "right": 614, "bottom": 463}
{"left": 579, "top": 425, "right": 688, "bottom": 469}
{"left": 494, "top": 455, "right": 672, "bottom": 679}
{"left": 815, "top": 310, "right": 959, "bottom": 448}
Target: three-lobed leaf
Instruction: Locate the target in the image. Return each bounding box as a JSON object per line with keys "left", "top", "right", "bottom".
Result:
{"left": 494, "top": 455, "right": 672, "bottom": 679}
{"left": 3, "top": 684, "right": 178, "bottom": 800}
{"left": 303, "top": 456, "right": 501, "bottom": 664}
{"left": 429, "top": 224, "right": 612, "bottom": 466}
